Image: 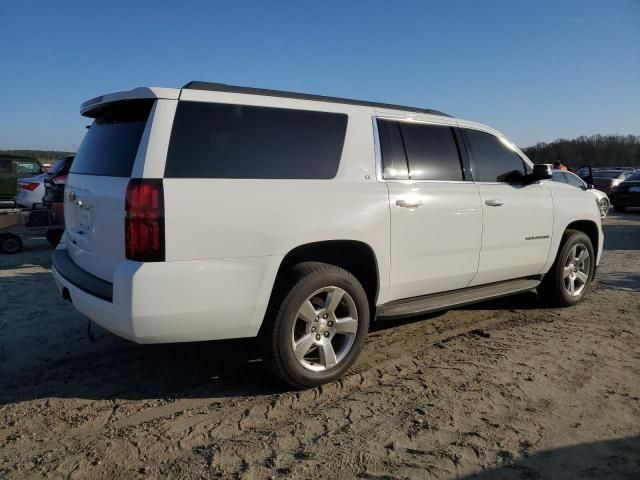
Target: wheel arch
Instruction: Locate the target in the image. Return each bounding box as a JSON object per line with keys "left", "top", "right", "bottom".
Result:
{"left": 272, "top": 240, "right": 380, "bottom": 315}
{"left": 565, "top": 220, "right": 599, "bottom": 259}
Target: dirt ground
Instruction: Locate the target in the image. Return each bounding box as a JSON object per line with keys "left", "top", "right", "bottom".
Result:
{"left": 1, "top": 212, "right": 639, "bottom": 480}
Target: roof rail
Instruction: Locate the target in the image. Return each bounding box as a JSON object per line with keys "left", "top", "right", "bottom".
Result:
{"left": 182, "top": 81, "right": 451, "bottom": 117}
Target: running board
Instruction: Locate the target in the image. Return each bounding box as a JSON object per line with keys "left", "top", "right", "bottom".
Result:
{"left": 376, "top": 277, "right": 541, "bottom": 319}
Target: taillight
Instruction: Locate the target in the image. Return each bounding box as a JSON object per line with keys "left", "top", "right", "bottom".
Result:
{"left": 125, "top": 179, "right": 165, "bottom": 262}
{"left": 20, "top": 182, "right": 40, "bottom": 191}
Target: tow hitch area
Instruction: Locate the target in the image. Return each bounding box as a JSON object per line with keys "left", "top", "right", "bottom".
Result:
{"left": 61, "top": 287, "right": 71, "bottom": 302}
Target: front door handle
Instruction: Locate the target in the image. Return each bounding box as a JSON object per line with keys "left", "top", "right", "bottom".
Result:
{"left": 485, "top": 199, "right": 504, "bottom": 207}
{"left": 396, "top": 199, "right": 423, "bottom": 208}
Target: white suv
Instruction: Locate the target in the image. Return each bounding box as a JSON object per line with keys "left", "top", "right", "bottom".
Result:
{"left": 52, "top": 82, "right": 603, "bottom": 387}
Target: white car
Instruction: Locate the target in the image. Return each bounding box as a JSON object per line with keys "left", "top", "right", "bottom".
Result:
{"left": 551, "top": 169, "right": 610, "bottom": 217}
{"left": 16, "top": 156, "right": 74, "bottom": 208}
{"left": 52, "top": 82, "right": 603, "bottom": 387}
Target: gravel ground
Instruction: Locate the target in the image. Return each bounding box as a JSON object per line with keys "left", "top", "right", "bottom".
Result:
{"left": 1, "top": 212, "right": 639, "bottom": 479}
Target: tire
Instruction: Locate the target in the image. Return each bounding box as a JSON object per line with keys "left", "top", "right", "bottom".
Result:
{"left": 598, "top": 198, "right": 609, "bottom": 218}
{"left": 0, "top": 234, "right": 23, "bottom": 254}
{"left": 539, "top": 229, "right": 595, "bottom": 307}
{"left": 262, "top": 262, "right": 370, "bottom": 388}
{"left": 46, "top": 228, "right": 63, "bottom": 247}
{"left": 613, "top": 205, "right": 626, "bottom": 213}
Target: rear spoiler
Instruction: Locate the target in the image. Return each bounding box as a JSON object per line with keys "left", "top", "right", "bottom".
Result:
{"left": 80, "top": 87, "right": 180, "bottom": 116}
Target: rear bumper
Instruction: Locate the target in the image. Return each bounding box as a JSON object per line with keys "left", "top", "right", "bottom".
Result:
{"left": 51, "top": 247, "right": 282, "bottom": 344}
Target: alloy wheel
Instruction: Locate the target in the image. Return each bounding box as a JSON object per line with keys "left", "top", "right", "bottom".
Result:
{"left": 290, "top": 286, "right": 358, "bottom": 372}
{"left": 562, "top": 243, "right": 590, "bottom": 297}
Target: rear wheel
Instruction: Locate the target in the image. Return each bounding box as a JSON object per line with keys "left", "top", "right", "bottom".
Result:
{"left": 262, "top": 262, "right": 370, "bottom": 388}
{"left": 0, "top": 234, "right": 23, "bottom": 254}
{"left": 539, "top": 229, "right": 594, "bottom": 306}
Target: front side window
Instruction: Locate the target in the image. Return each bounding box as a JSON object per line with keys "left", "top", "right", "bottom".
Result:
{"left": 463, "top": 129, "right": 525, "bottom": 182}
{"left": 399, "top": 123, "right": 463, "bottom": 181}
{"left": 165, "top": 102, "right": 348, "bottom": 179}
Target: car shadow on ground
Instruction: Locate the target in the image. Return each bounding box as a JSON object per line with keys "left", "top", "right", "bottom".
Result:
{"left": 462, "top": 435, "right": 640, "bottom": 479}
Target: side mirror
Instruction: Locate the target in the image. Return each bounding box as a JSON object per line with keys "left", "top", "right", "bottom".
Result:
{"left": 529, "top": 164, "right": 552, "bottom": 182}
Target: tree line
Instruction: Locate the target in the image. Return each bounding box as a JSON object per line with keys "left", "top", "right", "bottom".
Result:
{"left": 523, "top": 134, "right": 640, "bottom": 168}
{"left": 0, "top": 150, "right": 74, "bottom": 163}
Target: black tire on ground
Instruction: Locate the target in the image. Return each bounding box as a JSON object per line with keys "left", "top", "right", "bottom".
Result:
{"left": 262, "top": 262, "right": 370, "bottom": 389}
{"left": 613, "top": 205, "right": 626, "bottom": 213}
{"left": 46, "top": 228, "right": 64, "bottom": 247}
{"left": 0, "top": 234, "right": 23, "bottom": 254}
{"left": 539, "top": 229, "right": 595, "bottom": 307}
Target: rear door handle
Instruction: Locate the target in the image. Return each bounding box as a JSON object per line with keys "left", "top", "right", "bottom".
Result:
{"left": 396, "top": 199, "right": 423, "bottom": 208}
{"left": 485, "top": 199, "right": 504, "bottom": 207}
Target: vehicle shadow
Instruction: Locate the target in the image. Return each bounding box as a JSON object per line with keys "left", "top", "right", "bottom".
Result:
{"left": 462, "top": 435, "right": 640, "bottom": 479}
{"left": 0, "top": 266, "right": 286, "bottom": 406}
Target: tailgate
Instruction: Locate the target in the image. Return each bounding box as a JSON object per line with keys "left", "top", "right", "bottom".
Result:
{"left": 64, "top": 100, "right": 154, "bottom": 282}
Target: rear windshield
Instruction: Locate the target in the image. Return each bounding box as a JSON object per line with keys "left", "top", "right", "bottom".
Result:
{"left": 165, "top": 101, "right": 348, "bottom": 179}
{"left": 71, "top": 100, "right": 154, "bottom": 177}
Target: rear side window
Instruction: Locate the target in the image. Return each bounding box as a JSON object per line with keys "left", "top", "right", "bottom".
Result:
{"left": 377, "top": 119, "right": 408, "bottom": 179}
{"left": 463, "top": 129, "right": 525, "bottom": 182}
{"left": 71, "top": 100, "right": 153, "bottom": 177}
{"left": 165, "top": 102, "right": 348, "bottom": 179}
{"left": 399, "top": 123, "right": 463, "bottom": 181}
{"left": 0, "top": 159, "right": 12, "bottom": 174}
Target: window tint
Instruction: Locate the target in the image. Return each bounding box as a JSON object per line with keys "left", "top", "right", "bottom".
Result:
{"left": 0, "top": 159, "right": 13, "bottom": 174}
{"left": 464, "top": 129, "right": 525, "bottom": 182}
{"left": 552, "top": 171, "right": 568, "bottom": 183}
{"left": 165, "top": 102, "right": 348, "bottom": 179}
{"left": 71, "top": 100, "right": 153, "bottom": 177}
{"left": 565, "top": 172, "right": 585, "bottom": 188}
{"left": 377, "top": 119, "right": 408, "bottom": 179}
{"left": 399, "top": 123, "right": 463, "bottom": 181}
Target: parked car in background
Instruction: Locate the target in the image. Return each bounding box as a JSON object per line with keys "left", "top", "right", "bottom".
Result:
{"left": 0, "top": 157, "right": 18, "bottom": 202}
{"left": 0, "top": 155, "right": 41, "bottom": 203}
{"left": 16, "top": 158, "right": 44, "bottom": 178}
{"left": 16, "top": 156, "right": 74, "bottom": 208}
{"left": 52, "top": 82, "right": 603, "bottom": 387}
{"left": 591, "top": 170, "right": 637, "bottom": 194}
{"left": 551, "top": 170, "right": 610, "bottom": 218}
{"left": 609, "top": 172, "right": 640, "bottom": 212}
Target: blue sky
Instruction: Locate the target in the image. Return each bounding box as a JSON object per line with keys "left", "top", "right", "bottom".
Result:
{"left": 1, "top": 0, "right": 639, "bottom": 150}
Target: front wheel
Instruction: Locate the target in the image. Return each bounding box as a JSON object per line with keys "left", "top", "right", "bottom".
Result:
{"left": 262, "top": 262, "right": 370, "bottom": 388}
{"left": 539, "top": 229, "right": 595, "bottom": 306}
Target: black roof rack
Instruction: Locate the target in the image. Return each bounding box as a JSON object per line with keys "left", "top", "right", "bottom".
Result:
{"left": 182, "top": 81, "right": 451, "bottom": 117}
